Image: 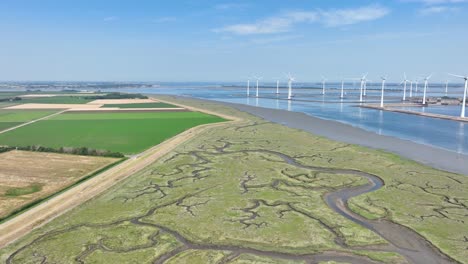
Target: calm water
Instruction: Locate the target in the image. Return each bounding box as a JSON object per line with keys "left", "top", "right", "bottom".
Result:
{"left": 111, "top": 84, "right": 468, "bottom": 155}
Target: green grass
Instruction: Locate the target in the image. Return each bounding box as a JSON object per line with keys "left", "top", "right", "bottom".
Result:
{"left": 101, "top": 102, "right": 180, "bottom": 108}
{"left": 5, "top": 184, "right": 42, "bottom": 197}
{"left": 0, "top": 111, "right": 225, "bottom": 154}
{"left": 20, "top": 96, "right": 96, "bottom": 104}
{"left": 0, "top": 109, "right": 58, "bottom": 131}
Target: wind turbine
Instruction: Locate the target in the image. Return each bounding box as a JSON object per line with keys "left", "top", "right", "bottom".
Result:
{"left": 409, "top": 80, "right": 413, "bottom": 98}
{"left": 380, "top": 76, "right": 387, "bottom": 108}
{"left": 449, "top": 73, "right": 468, "bottom": 118}
{"left": 321, "top": 76, "right": 327, "bottom": 95}
{"left": 287, "top": 73, "right": 295, "bottom": 100}
{"left": 359, "top": 73, "right": 368, "bottom": 102}
{"left": 401, "top": 73, "right": 409, "bottom": 101}
{"left": 246, "top": 79, "right": 250, "bottom": 97}
{"left": 276, "top": 79, "right": 280, "bottom": 94}
{"left": 340, "top": 78, "right": 345, "bottom": 99}
{"left": 253, "top": 76, "right": 262, "bottom": 98}
{"left": 415, "top": 79, "right": 419, "bottom": 93}
{"left": 422, "top": 74, "right": 432, "bottom": 105}
{"left": 445, "top": 80, "right": 449, "bottom": 96}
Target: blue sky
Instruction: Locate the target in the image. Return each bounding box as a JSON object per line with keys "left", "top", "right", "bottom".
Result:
{"left": 0, "top": 0, "right": 467, "bottom": 82}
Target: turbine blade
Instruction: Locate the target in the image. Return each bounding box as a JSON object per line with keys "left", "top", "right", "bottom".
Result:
{"left": 448, "top": 73, "right": 465, "bottom": 78}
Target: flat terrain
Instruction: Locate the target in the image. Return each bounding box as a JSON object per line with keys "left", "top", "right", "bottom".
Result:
{"left": 101, "top": 102, "right": 179, "bottom": 108}
{"left": 0, "top": 111, "right": 225, "bottom": 154}
{"left": 1, "top": 96, "right": 465, "bottom": 264}
{"left": 0, "top": 109, "right": 57, "bottom": 131}
{"left": 0, "top": 150, "right": 119, "bottom": 220}
{"left": 19, "top": 96, "right": 96, "bottom": 104}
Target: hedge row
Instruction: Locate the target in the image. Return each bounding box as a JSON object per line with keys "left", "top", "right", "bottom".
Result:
{"left": 0, "top": 145, "right": 124, "bottom": 158}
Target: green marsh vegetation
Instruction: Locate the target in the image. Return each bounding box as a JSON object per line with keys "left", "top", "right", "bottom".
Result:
{"left": 0, "top": 96, "right": 466, "bottom": 264}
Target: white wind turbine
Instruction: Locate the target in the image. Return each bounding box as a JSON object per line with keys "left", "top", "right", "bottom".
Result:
{"left": 287, "top": 73, "right": 295, "bottom": 100}
{"left": 358, "top": 73, "right": 368, "bottom": 102}
{"left": 380, "top": 76, "right": 387, "bottom": 108}
{"left": 409, "top": 80, "right": 413, "bottom": 98}
{"left": 321, "top": 76, "right": 327, "bottom": 95}
{"left": 246, "top": 78, "right": 251, "bottom": 97}
{"left": 340, "top": 78, "right": 345, "bottom": 99}
{"left": 276, "top": 79, "right": 280, "bottom": 94}
{"left": 449, "top": 73, "right": 468, "bottom": 118}
{"left": 445, "top": 80, "right": 449, "bottom": 96}
{"left": 422, "top": 74, "right": 432, "bottom": 105}
{"left": 253, "top": 76, "right": 262, "bottom": 98}
{"left": 401, "top": 73, "right": 409, "bottom": 101}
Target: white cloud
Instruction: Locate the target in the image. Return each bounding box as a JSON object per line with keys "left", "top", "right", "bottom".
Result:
{"left": 214, "top": 5, "right": 390, "bottom": 35}
{"left": 320, "top": 5, "right": 390, "bottom": 27}
{"left": 250, "top": 35, "right": 303, "bottom": 45}
{"left": 404, "top": 0, "right": 467, "bottom": 4}
{"left": 103, "top": 16, "right": 118, "bottom": 22}
{"left": 419, "top": 5, "right": 460, "bottom": 14}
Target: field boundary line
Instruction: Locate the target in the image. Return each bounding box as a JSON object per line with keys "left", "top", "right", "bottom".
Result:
{"left": 0, "top": 98, "right": 242, "bottom": 248}
{"left": 0, "top": 110, "right": 67, "bottom": 135}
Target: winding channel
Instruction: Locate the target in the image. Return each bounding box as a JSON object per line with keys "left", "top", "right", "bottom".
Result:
{"left": 270, "top": 150, "right": 457, "bottom": 264}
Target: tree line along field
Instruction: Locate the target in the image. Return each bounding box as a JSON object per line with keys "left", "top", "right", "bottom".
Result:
{"left": 1, "top": 97, "right": 465, "bottom": 264}
{"left": 0, "top": 111, "right": 225, "bottom": 154}
{"left": 0, "top": 110, "right": 58, "bottom": 131}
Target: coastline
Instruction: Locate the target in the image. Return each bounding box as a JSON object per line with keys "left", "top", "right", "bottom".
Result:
{"left": 205, "top": 99, "right": 468, "bottom": 176}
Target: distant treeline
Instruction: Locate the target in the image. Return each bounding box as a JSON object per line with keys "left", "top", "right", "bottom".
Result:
{"left": 84, "top": 92, "right": 148, "bottom": 100}
{"left": 0, "top": 97, "right": 22, "bottom": 102}
{"left": 0, "top": 145, "right": 124, "bottom": 158}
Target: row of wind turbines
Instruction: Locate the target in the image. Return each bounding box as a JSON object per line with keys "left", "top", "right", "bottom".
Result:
{"left": 245, "top": 73, "right": 468, "bottom": 118}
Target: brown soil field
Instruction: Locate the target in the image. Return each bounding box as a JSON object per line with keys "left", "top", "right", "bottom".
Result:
{"left": 0, "top": 150, "right": 119, "bottom": 219}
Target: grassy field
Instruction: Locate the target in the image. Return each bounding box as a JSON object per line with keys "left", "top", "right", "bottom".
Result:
{"left": 0, "top": 97, "right": 465, "bottom": 264}
{"left": 101, "top": 102, "right": 180, "bottom": 108}
{"left": 0, "top": 109, "right": 58, "bottom": 131}
{"left": 0, "top": 111, "right": 225, "bottom": 154}
{"left": 0, "top": 150, "right": 119, "bottom": 220}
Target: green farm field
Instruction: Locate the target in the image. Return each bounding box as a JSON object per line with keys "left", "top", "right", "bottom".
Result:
{"left": 0, "top": 111, "right": 225, "bottom": 154}
{"left": 101, "top": 102, "right": 179, "bottom": 108}
{"left": 0, "top": 110, "right": 58, "bottom": 131}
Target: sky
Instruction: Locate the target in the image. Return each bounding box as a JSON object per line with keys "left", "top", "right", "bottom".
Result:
{"left": 0, "top": 0, "right": 467, "bottom": 82}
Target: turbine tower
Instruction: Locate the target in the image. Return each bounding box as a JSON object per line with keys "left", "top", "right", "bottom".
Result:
{"left": 321, "top": 76, "right": 327, "bottom": 95}
{"left": 276, "top": 80, "right": 280, "bottom": 94}
{"left": 445, "top": 80, "right": 449, "bottom": 96}
{"left": 287, "top": 73, "right": 295, "bottom": 100}
{"left": 340, "top": 78, "right": 345, "bottom": 99}
{"left": 380, "top": 76, "right": 387, "bottom": 108}
{"left": 409, "top": 80, "right": 413, "bottom": 98}
{"left": 449, "top": 73, "right": 468, "bottom": 118}
{"left": 246, "top": 79, "right": 250, "bottom": 97}
{"left": 422, "top": 74, "right": 432, "bottom": 105}
{"left": 253, "top": 76, "right": 262, "bottom": 98}
{"left": 359, "top": 73, "right": 368, "bottom": 102}
{"left": 401, "top": 73, "right": 409, "bottom": 101}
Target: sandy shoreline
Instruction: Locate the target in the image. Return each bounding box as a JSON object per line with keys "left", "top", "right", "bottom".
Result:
{"left": 207, "top": 100, "right": 468, "bottom": 175}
